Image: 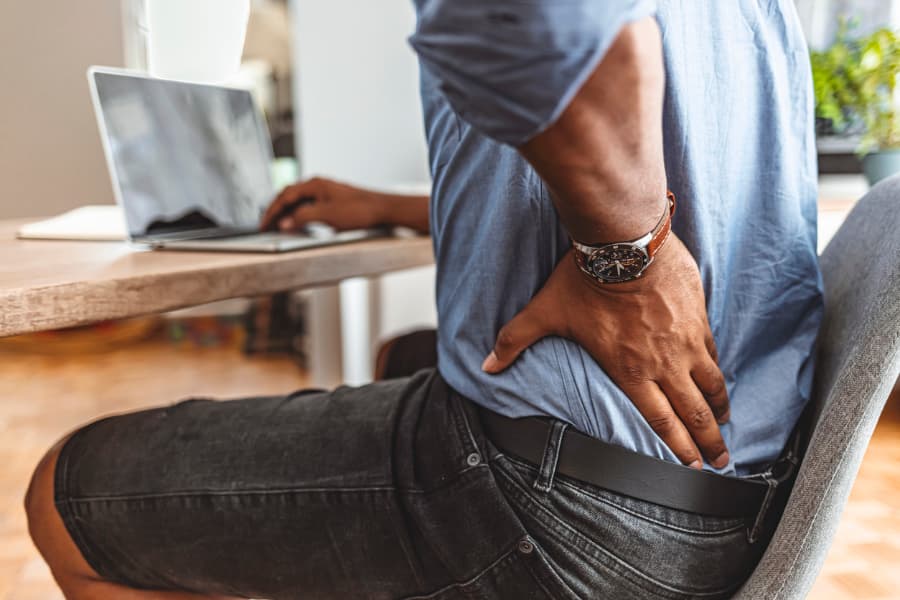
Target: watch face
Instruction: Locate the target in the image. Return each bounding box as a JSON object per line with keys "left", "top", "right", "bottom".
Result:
{"left": 587, "top": 244, "right": 650, "bottom": 283}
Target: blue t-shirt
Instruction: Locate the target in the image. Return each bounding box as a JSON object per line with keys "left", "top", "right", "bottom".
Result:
{"left": 409, "top": 0, "right": 824, "bottom": 476}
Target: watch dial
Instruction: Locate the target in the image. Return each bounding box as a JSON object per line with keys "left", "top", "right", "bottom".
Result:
{"left": 587, "top": 244, "right": 649, "bottom": 282}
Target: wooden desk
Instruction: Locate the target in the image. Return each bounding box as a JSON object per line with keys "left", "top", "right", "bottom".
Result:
{"left": 0, "top": 219, "right": 434, "bottom": 338}
{"left": 0, "top": 180, "right": 861, "bottom": 338}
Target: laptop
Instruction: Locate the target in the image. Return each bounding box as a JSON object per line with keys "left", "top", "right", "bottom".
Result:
{"left": 88, "top": 67, "right": 385, "bottom": 252}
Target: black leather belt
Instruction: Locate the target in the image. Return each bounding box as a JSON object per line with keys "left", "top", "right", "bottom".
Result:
{"left": 478, "top": 406, "right": 800, "bottom": 520}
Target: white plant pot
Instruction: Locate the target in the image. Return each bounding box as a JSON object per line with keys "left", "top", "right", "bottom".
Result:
{"left": 146, "top": 0, "right": 250, "bottom": 84}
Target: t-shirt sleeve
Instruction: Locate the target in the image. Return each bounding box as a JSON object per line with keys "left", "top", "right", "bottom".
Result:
{"left": 409, "top": 0, "right": 657, "bottom": 147}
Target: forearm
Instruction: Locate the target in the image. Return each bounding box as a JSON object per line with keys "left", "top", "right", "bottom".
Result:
{"left": 375, "top": 193, "right": 430, "bottom": 234}
{"left": 519, "top": 17, "right": 667, "bottom": 244}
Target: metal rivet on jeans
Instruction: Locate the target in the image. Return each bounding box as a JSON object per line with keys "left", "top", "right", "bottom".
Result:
{"left": 466, "top": 452, "right": 481, "bottom": 466}
{"left": 517, "top": 539, "right": 534, "bottom": 554}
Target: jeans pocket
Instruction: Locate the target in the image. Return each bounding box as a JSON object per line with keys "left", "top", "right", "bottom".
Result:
{"left": 492, "top": 454, "right": 761, "bottom": 600}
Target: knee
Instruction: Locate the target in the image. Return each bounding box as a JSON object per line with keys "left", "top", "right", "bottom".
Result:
{"left": 24, "top": 438, "right": 66, "bottom": 554}
{"left": 25, "top": 444, "right": 60, "bottom": 548}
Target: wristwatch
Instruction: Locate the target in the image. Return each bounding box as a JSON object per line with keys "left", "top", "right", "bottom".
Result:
{"left": 572, "top": 191, "right": 676, "bottom": 284}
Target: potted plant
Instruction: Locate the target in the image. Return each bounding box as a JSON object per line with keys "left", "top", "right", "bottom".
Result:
{"left": 811, "top": 21, "right": 900, "bottom": 185}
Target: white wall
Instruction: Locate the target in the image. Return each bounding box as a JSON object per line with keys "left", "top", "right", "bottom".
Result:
{"left": 795, "top": 0, "right": 900, "bottom": 49}
{"left": 290, "top": 0, "right": 437, "bottom": 386}
{"left": 290, "top": 0, "right": 430, "bottom": 186}
{"left": 0, "top": 1, "right": 125, "bottom": 219}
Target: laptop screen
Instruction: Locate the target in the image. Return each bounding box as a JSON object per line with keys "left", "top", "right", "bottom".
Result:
{"left": 91, "top": 70, "right": 274, "bottom": 240}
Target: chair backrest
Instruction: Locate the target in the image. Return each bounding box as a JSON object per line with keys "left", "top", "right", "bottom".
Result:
{"left": 734, "top": 176, "right": 900, "bottom": 599}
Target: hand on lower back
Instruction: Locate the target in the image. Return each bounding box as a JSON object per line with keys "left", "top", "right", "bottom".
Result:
{"left": 482, "top": 235, "right": 730, "bottom": 469}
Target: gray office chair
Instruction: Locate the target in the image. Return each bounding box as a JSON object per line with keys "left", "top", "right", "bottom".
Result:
{"left": 734, "top": 175, "right": 900, "bottom": 599}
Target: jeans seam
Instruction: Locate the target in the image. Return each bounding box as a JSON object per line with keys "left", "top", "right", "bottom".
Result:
{"left": 450, "top": 392, "right": 481, "bottom": 459}
{"left": 66, "top": 464, "right": 492, "bottom": 504}
{"left": 495, "top": 465, "right": 743, "bottom": 599}
{"left": 66, "top": 485, "right": 403, "bottom": 503}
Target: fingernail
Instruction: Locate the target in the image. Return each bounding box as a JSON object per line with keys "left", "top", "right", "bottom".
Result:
{"left": 279, "top": 217, "right": 293, "bottom": 230}
{"left": 711, "top": 451, "right": 730, "bottom": 469}
{"left": 717, "top": 410, "right": 731, "bottom": 425}
{"left": 688, "top": 460, "right": 703, "bottom": 470}
{"left": 481, "top": 351, "right": 499, "bottom": 373}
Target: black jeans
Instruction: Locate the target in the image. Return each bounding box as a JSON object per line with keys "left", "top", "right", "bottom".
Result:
{"left": 55, "top": 370, "right": 771, "bottom": 599}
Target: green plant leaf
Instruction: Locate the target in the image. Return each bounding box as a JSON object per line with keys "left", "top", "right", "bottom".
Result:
{"left": 811, "top": 18, "right": 900, "bottom": 153}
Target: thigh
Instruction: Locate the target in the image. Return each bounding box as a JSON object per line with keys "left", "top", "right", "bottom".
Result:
{"left": 54, "top": 376, "right": 429, "bottom": 599}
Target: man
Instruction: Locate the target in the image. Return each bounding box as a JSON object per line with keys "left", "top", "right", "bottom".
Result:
{"left": 26, "top": 1, "right": 823, "bottom": 598}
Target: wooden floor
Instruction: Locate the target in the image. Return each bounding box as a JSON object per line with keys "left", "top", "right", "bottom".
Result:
{"left": 0, "top": 335, "right": 897, "bottom": 599}
{"left": 0, "top": 333, "right": 308, "bottom": 600}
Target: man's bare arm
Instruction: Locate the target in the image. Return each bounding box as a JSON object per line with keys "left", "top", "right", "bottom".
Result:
{"left": 520, "top": 18, "right": 667, "bottom": 243}
{"left": 484, "top": 19, "right": 731, "bottom": 469}
{"left": 262, "top": 177, "right": 430, "bottom": 234}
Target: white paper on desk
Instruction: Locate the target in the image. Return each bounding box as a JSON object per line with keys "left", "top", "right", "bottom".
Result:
{"left": 16, "top": 205, "right": 127, "bottom": 241}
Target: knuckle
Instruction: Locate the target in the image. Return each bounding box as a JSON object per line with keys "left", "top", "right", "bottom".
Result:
{"left": 496, "top": 327, "right": 516, "bottom": 351}
{"left": 661, "top": 355, "right": 680, "bottom": 376}
{"left": 709, "top": 389, "right": 728, "bottom": 406}
{"left": 616, "top": 351, "right": 649, "bottom": 387}
{"left": 700, "top": 360, "right": 720, "bottom": 378}
{"left": 687, "top": 405, "right": 712, "bottom": 430}
{"left": 309, "top": 177, "right": 329, "bottom": 197}
{"left": 702, "top": 367, "right": 727, "bottom": 394}
{"left": 654, "top": 343, "right": 681, "bottom": 375}
{"left": 647, "top": 413, "right": 678, "bottom": 437}
{"left": 706, "top": 381, "right": 727, "bottom": 400}
{"left": 619, "top": 361, "right": 647, "bottom": 387}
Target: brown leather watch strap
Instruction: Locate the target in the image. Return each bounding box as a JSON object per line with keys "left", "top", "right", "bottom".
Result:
{"left": 572, "top": 190, "right": 676, "bottom": 255}
{"left": 647, "top": 190, "right": 676, "bottom": 259}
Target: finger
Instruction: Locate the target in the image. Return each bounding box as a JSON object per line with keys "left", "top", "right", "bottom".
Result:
{"left": 482, "top": 302, "right": 554, "bottom": 374}
{"left": 261, "top": 184, "right": 318, "bottom": 229}
{"left": 691, "top": 356, "right": 730, "bottom": 424}
{"left": 622, "top": 381, "right": 704, "bottom": 469}
{"left": 261, "top": 186, "right": 301, "bottom": 228}
{"left": 659, "top": 376, "right": 729, "bottom": 469}
{"left": 278, "top": 202, "right": 326, "bottom": 231}
{"left": 704, "top": 330, "right": 719, "bottom": 363}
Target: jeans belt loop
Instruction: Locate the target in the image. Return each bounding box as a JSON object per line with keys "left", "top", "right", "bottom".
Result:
{"left": 533, "top": 421, "right": 568, "bottom": 493}
{"left": 747, "top": 473, "right": 778, "bottom": 544}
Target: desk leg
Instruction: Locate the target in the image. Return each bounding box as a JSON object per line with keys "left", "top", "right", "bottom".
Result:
{"left": 305, "top": 286, "right": 344, "bottom": 388}
{"left": 339, "top": 277, "right": 380, "bottom": 386}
